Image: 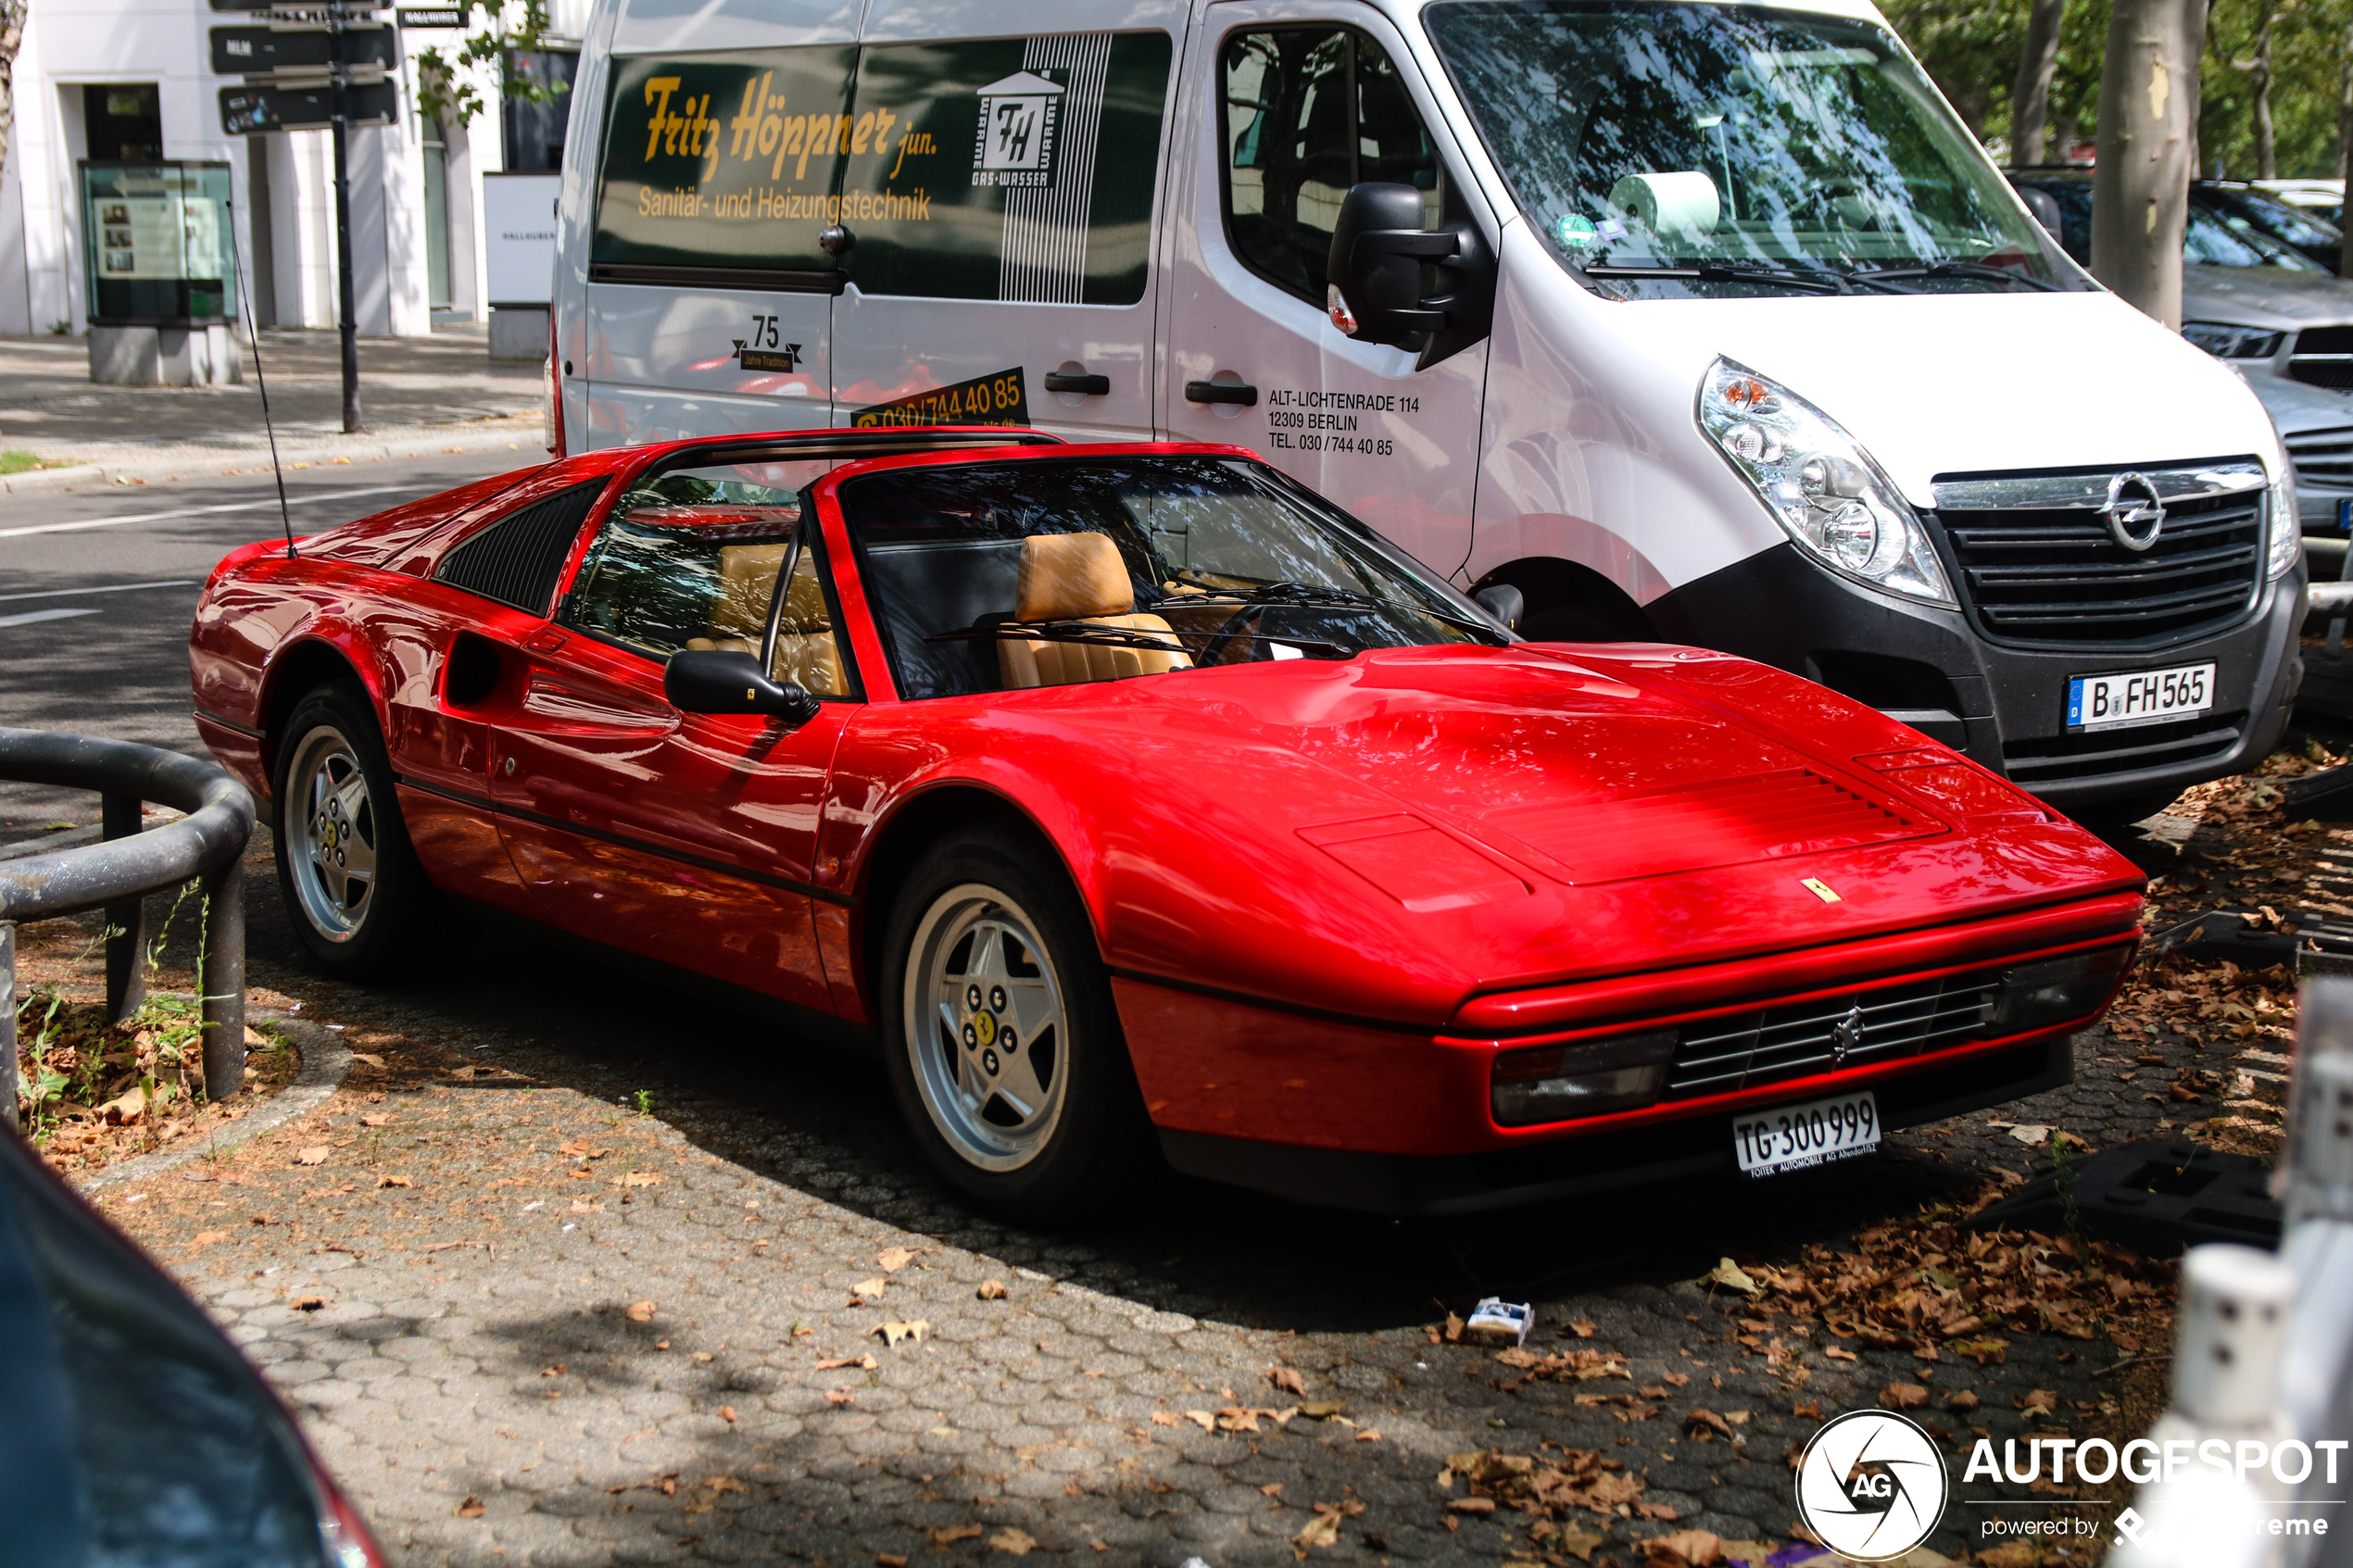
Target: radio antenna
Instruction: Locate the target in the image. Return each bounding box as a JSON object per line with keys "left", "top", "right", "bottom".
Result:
{"left": 225, "top": 196, "right": 296, "bottom": 558}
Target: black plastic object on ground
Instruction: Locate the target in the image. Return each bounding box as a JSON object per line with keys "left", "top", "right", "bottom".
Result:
{"left": 1967, "top": 1139, "right": 2281, "bottom": 1255}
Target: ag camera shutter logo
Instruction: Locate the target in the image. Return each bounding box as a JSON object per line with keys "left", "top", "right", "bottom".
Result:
{"left": 1794, "top": 1410, "right": 1951, "bottom": 1562}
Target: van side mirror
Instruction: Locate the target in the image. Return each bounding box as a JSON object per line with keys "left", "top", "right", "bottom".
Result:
{"left": 664, "top": 648, "right": 820, "bottom": 724}
{"left": 1326, "top": 182, "right": 1495, "bottom": 364}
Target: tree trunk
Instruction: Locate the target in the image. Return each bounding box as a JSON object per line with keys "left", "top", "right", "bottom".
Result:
{"left": 2091, "top": 0, "right": 2208, "bottom": 327}
{"left": 2246, "top": 0, "right": 2277, "bottom": 182}
{"left": 2011, "top": 0, "right": 2070, "bottom": 167}
{"left": 0, "top": 2, "right": 26, "bottom": 193}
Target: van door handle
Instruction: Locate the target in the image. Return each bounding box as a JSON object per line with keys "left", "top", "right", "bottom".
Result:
{"left": 1185, "top": 379, "right": 1259, "bottom": 407}
{"left": 1043, "top": 371, "right": 1111, "bottom": 395}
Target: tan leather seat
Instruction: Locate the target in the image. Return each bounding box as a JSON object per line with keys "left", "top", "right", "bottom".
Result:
{"left": 683, "top": 543, "right": 848, "bottom": 697}
{"left": 999, "top": 533, "right": 1191, "bottom": 689}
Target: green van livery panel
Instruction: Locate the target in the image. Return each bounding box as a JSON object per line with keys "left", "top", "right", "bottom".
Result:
{"left": 593, "top": 31, "right": 1171, "bottom": 305}
{"left": 595, "top": 46, "right": 861, "bottom": 279}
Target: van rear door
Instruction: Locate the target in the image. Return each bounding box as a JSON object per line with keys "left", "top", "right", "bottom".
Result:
{"left": 581, "top": 31, "right": 858, "bottom": 445}
{"left": 1160, "top": 5, "right": 1491, "bottom": 577}
{"left": 828, "top": 2, "right": 1183, "bottom": 441}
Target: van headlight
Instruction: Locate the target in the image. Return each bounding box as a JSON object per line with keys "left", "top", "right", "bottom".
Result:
{"left": 2270, "top": 462, "right": 2301, "bottom": 580}
{"left": 1698, "top": 358, "right": 1955, "bottom": 607}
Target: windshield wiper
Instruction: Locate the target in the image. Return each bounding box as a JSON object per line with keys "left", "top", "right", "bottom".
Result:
{"left": 1583, "top": 262, "right": 1851, "bottom": 295}
{"left": 925, "top": 620, "right": 1347, "bottom": 660}
{"left": 1165, "top": 577, "right": 1497, "bottom": 634}
{"left": 1856, "top": 261, "right": 2062, "bottom": 292}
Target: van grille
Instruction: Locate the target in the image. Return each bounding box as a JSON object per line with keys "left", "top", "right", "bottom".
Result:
{"left": 1930, "top": 468, "right": 2266, "bottom": 650}
{"left": 1999, "top": 709, "right": 2247, "bottom": 785}
{"left": 1667, "top": 970, "right": 2002, "bottom": 1096}
{"left": 2292, "top": 327, "right": 2353, "bottom": 392}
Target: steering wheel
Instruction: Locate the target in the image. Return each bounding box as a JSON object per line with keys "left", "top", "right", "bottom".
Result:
{"left": 1198, "top": 606, "right": 1268, "bottom": 667}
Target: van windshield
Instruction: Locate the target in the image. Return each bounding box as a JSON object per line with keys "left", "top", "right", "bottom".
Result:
{"left": 1424, "top": 1, "right": 2079, "bottom": 297}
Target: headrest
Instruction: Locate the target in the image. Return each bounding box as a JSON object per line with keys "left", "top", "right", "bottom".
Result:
{"left": 1014, "top": 533, "right": 1132, "bottom": 622}
{"left": 711, "top": 543, "right": 787, "bottom": 638}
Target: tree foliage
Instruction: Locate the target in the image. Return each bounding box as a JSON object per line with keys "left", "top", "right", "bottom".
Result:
{"left": 415, "top": 0, "right": 570, "bottom": 130}
{"left": 1883, "top": 0, "right": 2353, "bottom": 178}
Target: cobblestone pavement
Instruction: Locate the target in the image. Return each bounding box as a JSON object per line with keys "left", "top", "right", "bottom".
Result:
{"left": 17, "top": 819, "right": 2251, "bottom": 1568}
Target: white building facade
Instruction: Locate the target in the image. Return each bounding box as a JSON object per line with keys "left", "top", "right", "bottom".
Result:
{"left": 0, "top": 0, "right": 584, "bottom": 337}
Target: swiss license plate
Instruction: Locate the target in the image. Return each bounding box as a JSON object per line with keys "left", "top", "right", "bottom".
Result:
{"left": 1733, "top": 1091, "right": 1881, "bottom": 1177}
{"left": 2066, "top": 661, "right": 2216, "bottom": 733}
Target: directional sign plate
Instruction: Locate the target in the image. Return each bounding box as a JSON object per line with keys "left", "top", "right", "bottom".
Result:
{"left": 210, "top": 23, "right": 396, "bottom": 78}
{"left": 220, "top": 80, "right": 398, "bottom": 135}
{"left": 396, "top": 5, "right": 471, "bottom": 24}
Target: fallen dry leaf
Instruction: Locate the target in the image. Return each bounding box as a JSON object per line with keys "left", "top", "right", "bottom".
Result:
{"left": 1554, "top": 1521, "right": 1608, "bottom": 1562}
{"left": 1946, "top": 1388, "right": 1982, "bottom": 1412}
{"left": 1447, "top": 1498, "right": 1497, "bottom": 1515}
{"left": 877, "top": 1246, "right": 928, "bottom": 1272}
{"left": 853, "top": 1276, "right": 888, "bottom": 1298}
{"left": 359, "top": 1113, "right": 391, "bottom": 1128}
{"left": 618, "top": 1171, "right": 661, "bottom": 1188}
{"left": 930, "top": 1524, "right": 982, "bottom": 1545}
{"left": 1269, "top": 1366, "right": 1307, "bottom": 1397}
{"left": 1567, "top": 1319, "right": 1598, "bottom": 1338}
{"left": 817, "top": 1354, "right": 878, "bottom": 1371}
{"left": 193, "top": 1230, "right": 225, "bottom": 1246}
{"left": 1151, "top": 1411, "right": 1181, "bottom": 1426}
{"left": 560, "top": 1141, "right": 609, "bottom": 1159}
{"left": 457, "top": 1497, "right": 485, "bottom": 1518}
{"left": 1639, "top": 1528, "right": 1724, "bottom": 1567}
{"left": 378, "top": 1173, "right": 412, "bottom": 1188}
{"left": 626, "top": 1300, "right": 656, "bottom": 1323}
{"left": 826, "top": 1388, "right": 856, "bottom": 1407}
{"left": 988, "top": 1527, "right": 1037, "bottom": 1556}
{"left": 1294, "top": 1511, "right": 1343, "bottom": 1550}
{"left": 1702, "top": 1258, "right": 1760, "bottom": 1296}
{"left": 347, "top": 1053, "right": 384, "bottom": 1069}
{"left": 717, "top": 1406, "right": 737, "bottom": 1424}
{"left": 1683, "top": 1408, "right": 1734, "bottom": 1439}
{"left": 2008, "top": 1123, "right": 2052, "bottom": 1148}
{"left": 291, "top": 1295, "right": 326, "bottom": 1311}
{"left": 1297, "top": 1399, "right": 1346, "bottom": 1418}
{"left": 976, "top": 1278, "right": 1008, "bottom": 1300}
{"left": 1881, "top": 1383, "right": 1930, "bottom": 1410}
{"left": 1355, "top": 1428, "right": 1382, "bottom": 1442}
{"left": 1184, "top": 1410, "right": 1216, "bottom": 1431}
{"left": 294, "top": 1146, "right": 328, "bottom": 1167}
{"left": 875, "top": 1320, "right": 929, "bottom": 1347}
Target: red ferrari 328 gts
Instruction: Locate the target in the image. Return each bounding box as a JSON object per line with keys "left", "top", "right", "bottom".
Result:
{"left": 189, "top": 428, "right": 2144, "bottom": 1221}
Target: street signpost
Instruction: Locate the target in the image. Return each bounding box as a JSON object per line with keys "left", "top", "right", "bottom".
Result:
{"left": 209, "top": 23, "right": 396, "bottom": 78}
{"left": 395, "top": 6, "right": 470, "bottom": 25}
{"left": 211, "top": 3, "right": 386, "bottom": 433}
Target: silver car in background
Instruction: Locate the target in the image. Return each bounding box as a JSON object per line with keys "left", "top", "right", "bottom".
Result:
{"left": 2013, "top": 171, "right": 2353, "bottom": 393}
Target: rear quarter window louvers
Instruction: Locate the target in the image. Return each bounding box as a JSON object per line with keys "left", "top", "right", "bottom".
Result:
{"left": 434, "top": 479, "right": 609, "bottom": 614}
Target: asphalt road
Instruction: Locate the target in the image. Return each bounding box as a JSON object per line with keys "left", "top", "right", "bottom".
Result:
{"left": 0, "top": 452, "right": 530, "bottom": 837}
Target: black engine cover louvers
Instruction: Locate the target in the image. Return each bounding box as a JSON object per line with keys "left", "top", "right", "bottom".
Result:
{"left": 434, "top": 479, "right": 609, "bottom": 615}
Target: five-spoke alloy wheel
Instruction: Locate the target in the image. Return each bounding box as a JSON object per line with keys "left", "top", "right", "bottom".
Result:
{"left": 880, "top": 826, "right": 1152, "bottom": 1223}
{"left": 271, "top": 683, "right": 445, "bottom": 978}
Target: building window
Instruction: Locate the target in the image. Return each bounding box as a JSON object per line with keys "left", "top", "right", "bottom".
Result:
{"left": 85, "top": 84, "right": 162, "bottom": 161}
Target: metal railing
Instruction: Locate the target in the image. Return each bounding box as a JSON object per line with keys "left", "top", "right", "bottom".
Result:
{"left": 0, "top": 729, "right": 255, "bottom": 1130}
{"left": 2110, "top": 975, "right": 2353, "bottom": 1568}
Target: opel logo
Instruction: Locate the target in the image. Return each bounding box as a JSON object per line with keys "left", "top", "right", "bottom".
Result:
{"left": 2102, "top": 471, "right": 2167, "bottom": 552}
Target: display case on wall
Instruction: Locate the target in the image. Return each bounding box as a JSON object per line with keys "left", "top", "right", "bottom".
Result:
{"left": 78, "top": 160, "right": 242, "bottom": 385}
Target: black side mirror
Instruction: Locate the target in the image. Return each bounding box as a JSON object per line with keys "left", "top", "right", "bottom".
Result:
{"left": 664, "top": 649, "right": 819, "bottom": 724}
{"left": 1326, "top": 182, "right": 1495, "bottom": 365}
{"left": 1472, "top": 583, "right": 1525, "bottom": 632}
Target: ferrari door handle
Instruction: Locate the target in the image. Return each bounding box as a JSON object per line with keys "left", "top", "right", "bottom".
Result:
{"left": 1185, "top": 379, "right": 1259, "bottom": 407}
{"left": 1043, "top": 370, "right": 1110, "bottom": 395}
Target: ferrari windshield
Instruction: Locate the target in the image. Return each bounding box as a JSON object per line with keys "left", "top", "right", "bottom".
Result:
{"left": 1424, "top": 1, "right": 2076, "bottom": 297}
{"left": 839, "top": 456, "right": 1508, "bottom": 700}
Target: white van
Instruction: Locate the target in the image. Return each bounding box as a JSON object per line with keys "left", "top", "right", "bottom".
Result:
{"left": 550, "top": 0, "right": 2306, "bottom": 823}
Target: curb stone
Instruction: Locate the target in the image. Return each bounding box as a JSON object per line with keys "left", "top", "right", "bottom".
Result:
{"left": 3, "top": 424, "right": 544, "bottom": 495}
{"left": 78, "top": 1009, "right": 350, "bottom": 1194}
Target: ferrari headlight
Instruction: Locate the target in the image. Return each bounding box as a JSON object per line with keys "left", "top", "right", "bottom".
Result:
{"left": 2270, "top": 461, "right": 2301, "bottom": 580}
{"left": 1698, "top": 358, "right": 1955, "bottom": 606}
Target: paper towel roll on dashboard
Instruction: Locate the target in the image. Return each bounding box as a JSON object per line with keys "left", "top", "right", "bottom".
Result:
{"left": 1607, "top": 171, "right": 1722, "bottom": 239}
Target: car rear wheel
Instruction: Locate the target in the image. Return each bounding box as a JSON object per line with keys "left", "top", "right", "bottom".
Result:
{"left": 272, "top": 684, "right": 446, "bottom": 980}
{"left": 880, "top": 828, "right": 1153, "bottom": 1224}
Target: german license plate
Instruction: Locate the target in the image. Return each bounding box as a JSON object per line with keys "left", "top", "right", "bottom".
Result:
{"left": 1733, "top": 1091, "right": 1881, "bottom": 1177}
{"left": 2066, "top": 661, "right": 2216, "bottom": 733}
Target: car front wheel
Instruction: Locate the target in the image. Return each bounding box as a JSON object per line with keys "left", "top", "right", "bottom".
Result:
{"left": 880, "top": 828, "right": 1152, "bottom": 1224}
